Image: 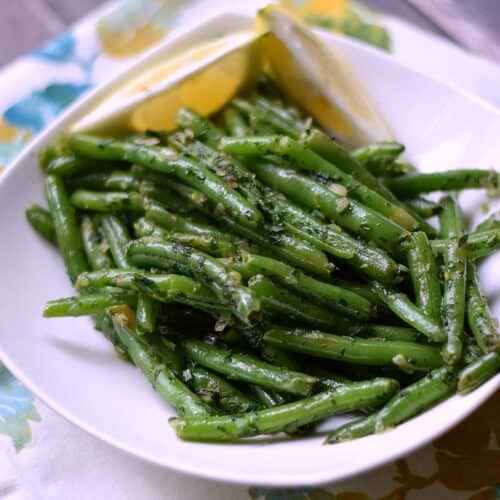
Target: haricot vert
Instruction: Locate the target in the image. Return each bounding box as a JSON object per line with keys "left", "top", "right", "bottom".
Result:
{"left": 26, "top": 73, "right": 498, "bottom": 445}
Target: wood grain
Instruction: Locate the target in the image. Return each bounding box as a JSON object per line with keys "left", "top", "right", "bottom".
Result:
{"left": 1, "top": 0, "right": 497, "bottom": 68}
{"left": 43, "top": 0, "right": 107, "bottom": 24}
{"left": 361, "top": 0, "right": 452, "bottom": 37}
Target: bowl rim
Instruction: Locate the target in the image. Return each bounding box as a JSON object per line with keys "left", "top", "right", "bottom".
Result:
{"left": 0, "top": 11, "right": 498, "bottom": 487}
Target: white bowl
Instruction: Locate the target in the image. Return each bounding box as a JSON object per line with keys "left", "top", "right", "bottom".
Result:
{"left": 0, "top": 12, "right": 498, "bottom": 487}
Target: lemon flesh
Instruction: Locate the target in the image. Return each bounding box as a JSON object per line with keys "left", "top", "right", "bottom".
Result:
{"left": 72, "top": 32, "right": 263, "bottom": 136}
{"left": 259, "top": 5, "right": 393, "bottom": 146}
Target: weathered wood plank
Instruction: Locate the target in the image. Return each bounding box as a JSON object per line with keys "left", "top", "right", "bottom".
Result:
{"left": 1, "top": 0, "right": 498, "bottom": 68}
{"left": 44, "top": 0, "right": 106, "bottom": 24}
{"left": 0, "top": 0, "right": 62, "bottom": 66}
{"left": 361, "top": 0, "right": 451, "bottom": 37}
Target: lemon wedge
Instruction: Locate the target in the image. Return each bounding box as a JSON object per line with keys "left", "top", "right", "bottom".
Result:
{"left": 258, "top": 5, "right": 393, "bottom": 146}
{"left": 71, "top": 31, "right": 264, "bottom": 136}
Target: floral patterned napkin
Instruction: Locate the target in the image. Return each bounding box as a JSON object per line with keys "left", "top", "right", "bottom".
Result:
{"left": 0, "top": 1, "right": 498, "bottom": 498}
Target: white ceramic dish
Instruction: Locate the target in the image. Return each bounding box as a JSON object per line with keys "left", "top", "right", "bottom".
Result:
{"left": 0, "top": 12, "right": 499, "bottom": 487}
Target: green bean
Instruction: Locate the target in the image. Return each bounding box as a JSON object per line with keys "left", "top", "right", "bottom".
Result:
{"left": 126, "top": 251, "right": 189, "bottom": 275}
{"left": 38, "top": 147, "right": 68, "bottom": 171}
{"left": 221, "top": 136, "right": 418, "bottom": 231}
{"left": 431, "top": 229, "right": 500, "bottom": 260}
{"left": 214, "top": 327, "right": 249, "bottom": 348}
{"left": 76, "top": 269, "right": 225, "bottom": 312}
{"left": 383, "top": 169, "right": 499, "bottom": 198}
{"left": 457, "top": 353, "right": 500, "bottom": 394}
{"left": 145, "top": 331, "right": 186, "bottom": 376}
{"left": 406, "top": 231, "right": 441, "bottom": 323}
{"left": 186, "top": 366, "right": 258, "bottom": 413}
{"left": 182, "top": 339, "right": 318, "bottom": 396}
{"left": 110, "top": 311, "right": 209, "bottom": 417}
{"left": 101, "top": 215, "right": 131, "bottom": 268}
{"left": 276, "top": 200, "right": 405, "bottom": 283}
{"left": 92, "top": 312, "right": 123, "bottom": 350}
{"left": 352, "top": 142, "right": 405, "bottom": 177}
{"left": 403, "top": 205, "right": 439, "bottom": 240}
{"left": 326, "top": 366, "right": 456, "bottom": 443}
{"left": 248, "top": 274, "right": 349, "bottom": 330}
{"left": 169, "top": 141, "right": 336, "bottom": 276}
{"left": 130, "top": 273, "right": 227, "bottom": 313}
{"left": 313, "top": 372, "right": 352, "bottom": 391}
{"left": 175, "top": 108, "right": 222, "bottom": 148}
{"left": 138, "top": 180, "right": 192, "bottom": 215}
{"left": 439, "top": 198, "right": 467, "bottom": 365}
{"left": 248, "top": 115, "right": 276, "bottom": 135}
{"left": 352, "top": 142, "right": 404, "bottom": 162}
{"left": 303, "top": 130, "right": 438, "bottom": 238}
{"left": 285, "top": 223, "right": 398, "bottom": 283}
{"left": 230, "top": 326, "right": 302, "bottom": 372}
{"left": 246, "top": 161, "right": 408, "bottom": 252}
{"left": 395, "top": 162, "right": 418, "bottom": 175}
{"left": 475, "top": 211, "right": 500, "bottom": 233}
{"left": 171, "top": 378, "right": 399, "bottom": 441}
{"left": 304, "top": 128, "right": 423, "bottom": 225}
{"left": 233, "top": 98, "right": 301, "bottom": 138}
{"left": 240, "top": 252, "right": 374, "bottom": 320}
{"left": 45, "top": 175, "right": 88, "bottom": 283}
{"left": 263, "top": 328, "right": 442, "bottom": 371}
{"left": 136, "top": 218, "right": 240, "bottom": 257}
{"left": 70, "top": 135, "right": 263, "bottom": 230}
{"left": 127, "top": 238, "right": 261, "bottom": 324}
{"left": 170, "top": 134, "right": 265, "bottom": 207}
{"left": 326, "top": 414, "right": 377, "bottom": 443}
{"left": 150, "top": 168, "right": 333, "bottom": 277}
{"left": 136, "top": 293, "right": 157, "bottom": 335}
{"left": 40, "top": 150, "right": 118, "bottom": 177}
{"left": 360, "top": 325, "right": 420, "bottom": 343}
{"left": 79, "top": 214, "right": 120, "bottom": 349}
{"left": 223, "top": 107, "right": 252, "bottom": 137}
{"left": 224, "top": 110, "right": 379, "bottom": 199}
{"left": 249, "top": 385, "right": 286, "bottom": 408}
{"left": 66, "top": 171, "right": 140, "bottom": 192}
{"left": 250, "top": 95, "right": 305, "bottom": 127}
{"left": 405, "top": 197, "right": 441, "bottom": 219}
{"left": 366, "top": 161, "right": 416, "bottom": 177}
{"left": 302, "top": 129, "right": 382, "bottom": 192}
{"left": 258, "top": 343, "right": 302, "bottom": 372}
{"left": 70, "top": 190, "right": 144, "bottom": 212}
{"left": 26, "top": 204, "right": 57, "bottom": 245}
{"left": 330, "top": 280, "right": 383, "bottom": 306}
{"left": 131, "top": 165, "right": 173, "bottom": 188}
{"left": 132, "top": 217, "right": 159, "bottom": 238}
{"left": 135, "top": 216, "right": 189, "bottom": 240}
{"left": 374, "top": 367, "right": 456, "bottom": 431}
{"left": 463, "top": 341, "right": 483, "bottom": 364}
{"left": 277, "top": 206, "right": 353, "bottom": 259}
{"left": 467, "top": 264, "right": 500, "bottom": 354}
{"left": 32, "top": 88, "right": 500, "bottom": 449}
{"left": 80, "top": 216, "right": 112, "bottom": 271}
{"left": 167, "top": 231, "right": 239, "bottom": 257}
{"left": 43, "top": 291, "right": 137, "bottom": 317}
{"left": 440, "top": 197, "right": 464, "bottom": 239}
{"left": 370, "top": 282, "right": 445, "bottom": 342}
{"left": 228, "top": 221, "right": 332, "bottom": 277}
{"left": 144, "top": 198, "right": 229, "bottom": 239}
{"left": 440, "top": 238, "right": 467, "bottom": 365}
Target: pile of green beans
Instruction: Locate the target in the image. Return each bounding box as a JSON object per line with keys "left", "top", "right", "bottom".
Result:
{"left": 28, "top": 75, "right": 499, "bottom": 444}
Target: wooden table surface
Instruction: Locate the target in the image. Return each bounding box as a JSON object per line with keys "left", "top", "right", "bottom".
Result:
{"left": 0, "top": 0, "right": 498, "bottom": 67}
